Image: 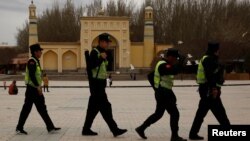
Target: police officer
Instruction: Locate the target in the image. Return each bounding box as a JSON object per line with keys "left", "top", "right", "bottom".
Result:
{"left": 16, "top": 43, "right": 61, "bottom": 135}
{"left": 135, "top": 49, "right": 187, "bottom": 141}
{"left": 189, "top": 42, "right": 230, "bottom": 140}
{"left": 82, "top": 33, "right": 127, "bottom": 137}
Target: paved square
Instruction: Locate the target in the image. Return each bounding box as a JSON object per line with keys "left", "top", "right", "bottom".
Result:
{"left": 0, "top": 80, "right": 249, "bottom": 141}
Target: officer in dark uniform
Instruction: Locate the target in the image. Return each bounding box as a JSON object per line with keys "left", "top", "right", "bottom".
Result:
{"left": 16, "top": 44, "right": 61, "bottom": 135}
{"left": 189, "top": 42, "right": 230, "bottom": 140}
{"left": 82, "top": 33, "right": 127, "bottom": 137}
{"left": 135, "top": 49, "right": 187, "bottom": 141}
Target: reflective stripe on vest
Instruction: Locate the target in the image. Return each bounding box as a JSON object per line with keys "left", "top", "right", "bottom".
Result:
{"left": 25, "top": 57, "right": 42, "bottom": 87}
{"left": 91, "top": 48, "right": 108, "bottom": 79}
{"left": 154, "top": 60, "right": 174, "bottom": 90}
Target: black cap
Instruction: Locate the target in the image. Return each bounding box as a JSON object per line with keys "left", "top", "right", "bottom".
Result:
{"left": 207, "top": 42, "right": 220, "bottom": 53}
{"left": 165, "top": 48, "right": 180, "bottom": 58}
{"left": 30, "top": 43, "right": 43, "bottom": 52}
{"left": 99, "top": 33, "right": 112, "bottom": 42}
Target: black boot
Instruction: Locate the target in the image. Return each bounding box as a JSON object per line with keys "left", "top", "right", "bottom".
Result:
{"left": 16, "top": 128, "right": 28, "bottom": 135}
{"left": 189, "top": 134, "right": 204, "bottom": 140}
{"left": 171, "top": 136, "right": 187, "bottom": 141}
{"left": 48, "top": 127, "right": 61, "bottom": 133}
{"left": 135, "top": 126, "right": 147, "bottom": 139}
{"left": 82, "top": 128, "right": 98, "bottom": 136}
{"left": 113, "top": 128, "right": 127, "bottom": 137}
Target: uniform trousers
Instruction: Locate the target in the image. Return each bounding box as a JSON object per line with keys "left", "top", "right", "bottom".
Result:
{"left": 83, "top": 79, "right": 118, "bottom": 132}
{"left": 189, "top": 84, "right": 230, "bottom": 135}
{"left": 140, "top": 87, "right": 180, "bottom": 136}
{"left": 16, "top": 85, "right": 55, "bottom": 131}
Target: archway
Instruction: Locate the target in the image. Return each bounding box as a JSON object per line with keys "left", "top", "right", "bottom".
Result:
{"left": 91, "top": 33, "right": 119, "bottom": 71}
{"left": 62, "top": 50, "right": 77, "bottom": 71}
{"left": 43, "top": 50, "right": 58, "bottom": 71}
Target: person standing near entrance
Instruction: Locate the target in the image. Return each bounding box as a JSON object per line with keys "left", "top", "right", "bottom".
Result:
{"left": 3, "top": 81, "right": 7, "bottom": 90}
{"left": 135, "top": 49, "right": 187, "bottom": 141}
{"left": 189, "top": 42, "right": 230, "bottom": 140}
{"left": 42, "top": 73, "right": 50, "bottom": 92}
{"left": 129, "top": 64, "right": 136, "bottom": 80}
{"left": 82, "top": 33, "right": 127, "bottom": 137}
{"left": 107, "top": 74, "right": 113, "bottom": 87}
{"left": 16, "top": 43, "right": 61, "bottom": 135}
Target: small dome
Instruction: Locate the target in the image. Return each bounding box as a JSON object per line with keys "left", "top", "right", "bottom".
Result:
{"left": 145, "top": 6, "right": 153, "bottom": 10}
{"left": 29, "top": 1, "right": 36, "bottom": 8}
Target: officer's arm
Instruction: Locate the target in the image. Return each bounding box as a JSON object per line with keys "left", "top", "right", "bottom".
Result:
{"left": 158, "top": 63, "right": 179, "bottom": 75}
{"left": 27, "top": 59, "right": 39, "bottom": 86}
{"left": 216, "top": 64, "right": 225, "bottom": 85}
{"left": 203, "top": 57, "right": 218, "bottom": 88}
{"left": 89, "top": 49, "right": 104, "bottom": 69}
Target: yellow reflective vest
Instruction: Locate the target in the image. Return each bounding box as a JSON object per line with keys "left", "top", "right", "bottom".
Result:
{"left": 154, "top": 60, "right": 174, "bottom": 90}
{"left": 196, "top": 55, "right": 221, "bottom": 87}
{"left": 25, "top": 57, "right": 42, "bottom": 88}
{"left": 91, "top": 48, "right": 108, "bottom": 80}
{"left": 196, "top": 55, "right": 208, "bottom": 84}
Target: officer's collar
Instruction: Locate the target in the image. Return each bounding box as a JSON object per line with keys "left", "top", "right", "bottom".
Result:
{"left": 31, "top": 55, "right": 39, "bottom": 62}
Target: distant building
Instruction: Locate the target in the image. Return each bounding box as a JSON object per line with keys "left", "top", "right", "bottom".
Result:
{"left": 28, "top": 1, "right": 172, "bottom": 73}
{"left": 0, "top": 46, "right": 18, "bottom": 74}
{"left": 0, "top": 53, "right": 28, "bottom": 74}
{"left": 0, "top": 45, "right": 16, "bottom": 48}
{"left": 9, "top": 53, "right": 29, "bottom": 70}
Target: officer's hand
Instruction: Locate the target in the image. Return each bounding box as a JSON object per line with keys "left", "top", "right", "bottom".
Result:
{"left": 37, "top": 86, "right": 43, "bottom": 96}
{"left": 100, "top": 52, "right": 107, "bottom": 59}
{"left": 211, "top": 87, "right": 218, "bottom": 99}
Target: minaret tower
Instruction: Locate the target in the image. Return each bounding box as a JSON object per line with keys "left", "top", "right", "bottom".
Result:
{"left": 143, "top": 0, "right": 154, "bottom": 67}
{"left": 28, "top": 1, "right": 38, "bottom": 49}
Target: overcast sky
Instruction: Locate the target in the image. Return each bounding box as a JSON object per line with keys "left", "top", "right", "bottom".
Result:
{"left": 0, "top": 0, "right": 144, "bottom": 46}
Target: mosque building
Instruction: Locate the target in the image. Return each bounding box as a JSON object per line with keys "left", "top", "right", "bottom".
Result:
{"left": 28, "top": 1, "right": 172, "bottom": 73}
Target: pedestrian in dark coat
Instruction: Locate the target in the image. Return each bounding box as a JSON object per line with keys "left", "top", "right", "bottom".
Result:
{"left": 16, "top": 44, "right": 61, "bottom": 135}
{"left": 135, "top": 49, "right": 187, "bottom": 141}
{"left": 189, "top": 42, "right": 230, "bottom": 140}
{"left": 82, "top": 33, "right": 127, "bottom": 137}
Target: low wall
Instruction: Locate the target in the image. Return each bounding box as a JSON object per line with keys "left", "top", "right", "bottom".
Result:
{"left": 175, "top": 73, "right": 250, "bottom": 80}
{"left": 225, "top": 73, "right": 250, "bottom": 80}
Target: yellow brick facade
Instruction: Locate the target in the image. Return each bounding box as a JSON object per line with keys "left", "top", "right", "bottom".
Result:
{"left": 28, "top": 3, "right": 172, "bottom": 72}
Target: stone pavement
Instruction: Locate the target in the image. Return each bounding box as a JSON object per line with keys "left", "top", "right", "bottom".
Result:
{"left": 0, "top": 80, "right": 249, "bottom": 141}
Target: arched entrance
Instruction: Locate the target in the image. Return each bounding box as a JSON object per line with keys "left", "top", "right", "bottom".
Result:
{"left": 43, "top": 50, "right": 58, "bottom": 71}
{"left": 62, "top": 50, "right": 77, "bottom": 71}
{"left": 91, "top": 33, "right": 119, "bottom": 71}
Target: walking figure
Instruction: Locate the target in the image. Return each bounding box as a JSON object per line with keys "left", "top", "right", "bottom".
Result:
{"left": 135, "top": 49, "right": 187, "bottom": 141}
{"left": 82, "top": 33, "right": 127, "bottom": 137}
{"left": 189, "top": 42, "right": 230, "bottom": 140}
{"left": 16, "top": 44, "right": 61, "bottom": 135}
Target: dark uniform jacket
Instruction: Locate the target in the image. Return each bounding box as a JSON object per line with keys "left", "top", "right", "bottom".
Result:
{"left": 202, "top": 53, "right": 224, "bottom": 89}
{"left": 158, "top": 59, "right": 182, "bottom": 76}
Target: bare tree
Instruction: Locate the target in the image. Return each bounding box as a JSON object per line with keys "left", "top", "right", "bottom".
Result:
{"left": 0, "top": 48, "right": 18, "bottom": 65}
{"left": 38, "top": 0, "right": 81, "bottom": 42}
{"left": 85, "top": 0, "right": 102, "bottom": 16}
{"left": 106, "top": 0, "right": 117, "bottom": 16}
{"left": 16, "top": 21, "right": 29, "bottom": 52}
